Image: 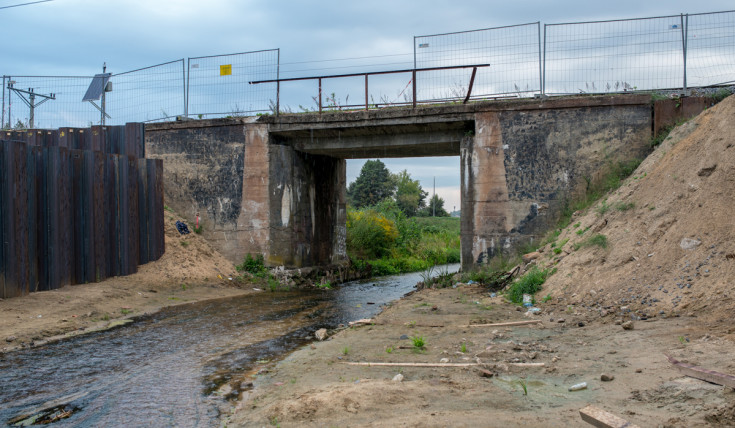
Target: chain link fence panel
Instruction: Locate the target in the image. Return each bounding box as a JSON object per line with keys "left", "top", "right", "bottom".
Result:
{"left": 414, "top": 23, "right": 542, "bottom": 102}
{"left": 186, "top": 49, "right": 279, "bottom": 118}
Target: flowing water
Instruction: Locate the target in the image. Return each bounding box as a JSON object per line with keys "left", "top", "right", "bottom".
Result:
{"left": 0, "top": 265, "right": 459, "bottom": 427}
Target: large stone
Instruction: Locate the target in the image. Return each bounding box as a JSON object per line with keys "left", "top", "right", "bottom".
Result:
{"left": 314, "top": 328, "right": 328, "bottom": 341}
{"left": 522, "top": 252, "right": 541, "bottom": 263}
{"left": 680, "top": 237, "right": 702, "bottom": 250}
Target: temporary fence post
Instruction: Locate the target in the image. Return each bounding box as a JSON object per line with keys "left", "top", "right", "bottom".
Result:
{"left": 364, "top": 74, "right": 369, "bottom": 110}
{"left": 1, "top": 75, "right": 5, "bottom": 128}
{"left": 318, "top": 78, "right": 322, "bottom": 113}
{"left": 542, "top": 24, "right": 547, "bottom": 95}
{"left": 182, "top": 59, "right": 187, "bottom": 118}
{"left": 186, "top": 58, "right": 191, "bottom": 119}
{"left": 276, "top": 48, "right": 281, "bottom": 117}
{"left": 412, "top": 69, "right": 417, "bottom": 108}
{"left": 681, "top": 14, "right": 688, "bottom": 93}
{"left": 537, "top": 22, "right": 543, "bottom": 96}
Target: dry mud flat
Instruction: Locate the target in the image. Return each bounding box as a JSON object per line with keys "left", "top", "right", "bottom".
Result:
{"left": 231, "top": 285, "right": 735, "bottom": 427}
{"left": 0, "top": 209, "right": 247, "bottom": 353}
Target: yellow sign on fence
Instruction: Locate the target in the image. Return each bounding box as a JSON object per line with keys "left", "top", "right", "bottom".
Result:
{"left": 220, "top": 64, "right": 232, "bottom": 76}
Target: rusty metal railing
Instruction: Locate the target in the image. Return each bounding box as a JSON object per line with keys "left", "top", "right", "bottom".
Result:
{"left": 249, "top": 64, "right": 489, "bottom": 114}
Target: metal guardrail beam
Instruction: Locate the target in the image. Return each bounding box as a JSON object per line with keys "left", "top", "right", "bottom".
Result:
{"left": 249, "top": 64, "right": 489, "bottom": 113}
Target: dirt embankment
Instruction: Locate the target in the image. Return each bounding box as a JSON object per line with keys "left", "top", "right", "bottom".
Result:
{"left": 0, "top": 208, "right": 250, "bottom": 353}
{"left": 228, "top": 95, "right": 735, "bottom": 427}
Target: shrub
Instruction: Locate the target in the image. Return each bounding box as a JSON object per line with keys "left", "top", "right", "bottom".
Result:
{"left": 506, "top": 266, "right": 552, "bottom": 304}
{"left": 346, "top": 208, "right": 398, "bottom": 259}
{"left": 237, "top": 253, "right": 267, "bottom": 276}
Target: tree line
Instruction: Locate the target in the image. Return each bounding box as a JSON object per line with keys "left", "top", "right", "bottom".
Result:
{"left": 347, "top": 159, "right": 449, "bottom": 217}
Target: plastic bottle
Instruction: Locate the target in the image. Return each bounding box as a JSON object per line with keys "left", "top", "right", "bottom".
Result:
{"left": 568, "top": 382, "right": 587, "bottom": 391}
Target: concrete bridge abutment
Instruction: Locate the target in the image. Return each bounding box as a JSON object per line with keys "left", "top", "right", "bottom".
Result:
{"left": 146, "top": 94, "right": 684, "bottom": 272}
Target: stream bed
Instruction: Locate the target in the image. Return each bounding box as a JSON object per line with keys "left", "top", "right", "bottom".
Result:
{"left": 0, "top": 265, "right": 459, "bottom": 427}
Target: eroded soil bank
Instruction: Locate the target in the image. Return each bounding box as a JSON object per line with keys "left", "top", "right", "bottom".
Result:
{"left": 229, "top": 284, "right": 735, "bottom": 427}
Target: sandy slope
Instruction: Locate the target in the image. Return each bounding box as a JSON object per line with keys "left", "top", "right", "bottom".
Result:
{"left": 538, "top": 94, "right": 735, "bottom": 325}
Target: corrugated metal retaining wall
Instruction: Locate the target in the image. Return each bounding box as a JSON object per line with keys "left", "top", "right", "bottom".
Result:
{"left": 0, "top": 124, "right": 165, "bottom": 298}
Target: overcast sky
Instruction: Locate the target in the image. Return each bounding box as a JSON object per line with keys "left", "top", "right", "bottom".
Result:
{"left": 1, "top": 0, "right": 732, "bottom": 210}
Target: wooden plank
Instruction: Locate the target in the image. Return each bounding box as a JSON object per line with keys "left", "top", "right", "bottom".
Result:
{"left": 137, "top": 159, "right": 150, "bottom": 264}
{"left": 104, "top": 155, "right": 117, "bottom": 278}
{"left": 666, "top": 354, "right": 735, "bottom": 389}
{"left": 26, "top": 146, "right": 39, "bottom": 293}
{"left": 57, "top": 147, "right": 73, "bottom": 286}
{"left": 3, "top": 141, "right": 30, "bottom": 297}
{"left": 40, "top": 147, "right": 57, "bottom": 290}
{"left": 463, "top": 320, "right": 542, "bottom": 328}
{"left": 92, "top": 151, "right": 107, "bottom": 282}
{"left": 126, "top": 156, "right": 139, "bottom": 275}
{"left": 125, "top": 123, "right": 145, "bottom": 158}
{"left": 72, "top": 151, "right": 85, "bottom": 284}
{"left": 151, "top": 159, "right": 165, "bottom": 261}
{"left": 343, "top": 362, "right": 545, "bottom": 368}
{"left": 0, "top": 141, "right": 5, "bottom": 297}
{"left": 579, "top": 405, "right": 640, "bottom": 428}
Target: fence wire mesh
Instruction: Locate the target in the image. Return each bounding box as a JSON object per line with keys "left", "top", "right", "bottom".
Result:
{"left": 544, "top": 15, "right": 687, "bottom": 95}
{"left": 3, "top": 75, "right": 97, "bottom": 129}
{"left": 276, "top": 52, "right": 416, "bottom": 112}
{"left": 186, "top": 49, "right": 279, "bottom": 118}
{"left": 686, "top": 11, "right": 735, "bottom": 87}
{"left": 2, "top": 10, "right": 734, "bottom": 128}
{"left": 108, "top": 59, "right": 185, "bottom": 124}
{"left": 414, "top": 23, "right": 542, "bottom": 101}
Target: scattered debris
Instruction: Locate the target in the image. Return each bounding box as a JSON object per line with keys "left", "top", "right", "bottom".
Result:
{"left": 568, "top": 382, "right": 587, "bottom": 391}
{"left": 464, "top": 320, "right": 542, "bottom": 328}
{"left": 476, "top": 367, "right": 495, "bottom": 378}
{"left": 579, "top": 405, "right": 640, "bottom": 428}
{"left": 666, "top": 354, "right": 735, "bottom": 389}
{"left": 343, "top": 362, "right": 545, "bottom": 368}
{"left": 348, "top": 318, "right": 373, "bottom": 327}
{"left": 601, "top": 374, "right": 615, "bottom": 382}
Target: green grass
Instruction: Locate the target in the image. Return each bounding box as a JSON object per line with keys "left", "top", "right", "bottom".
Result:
{"left": 460, "top": 343, "right": 467, "bottom": 353}
{"left": 576, "top": 226, "right": 590, "bottom": 236}
{"left": 506, "top": 266, "right": 553, "bottom": 305}
{"left": 410, "top": 335, "right": 426, "bottom": 349}
{"left": 517, "top": 379, "right": 528, "bottom": 396}
{"left": 574, "top": 234, "right": 608, "bottom": 251}
{"left": 556, "top": 158, "right": 643, "bottom": 228}
{"left": 386, "top": 346, "right": 394, "bottom": 354}
{"left": 615, "top": 201, "right": 635, "bottom": 211}
{"left": 342, "top": 346, "right": 350, "bottom": 355}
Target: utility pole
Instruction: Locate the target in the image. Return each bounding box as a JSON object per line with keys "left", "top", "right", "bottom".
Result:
{"left": 101, "top": 63, "right": 107, "bottom": 125}
{"left": 432, "top": 176, "right": 436, "bottom": 217}
{"left": 6, "top": 84, "right": 55, "bottom": 129}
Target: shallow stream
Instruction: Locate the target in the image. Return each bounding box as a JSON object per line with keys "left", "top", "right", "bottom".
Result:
{"left": 0, "top": 265, "right": 459, "bottom": 427}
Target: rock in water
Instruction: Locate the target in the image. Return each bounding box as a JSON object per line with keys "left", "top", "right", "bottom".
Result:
{"left": 315, "top": 328, "right": 328, "bottom": 341}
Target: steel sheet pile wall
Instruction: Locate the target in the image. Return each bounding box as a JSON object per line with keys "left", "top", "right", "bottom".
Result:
{"left": 0, "top": 125, "right": 164, "bottom": 298}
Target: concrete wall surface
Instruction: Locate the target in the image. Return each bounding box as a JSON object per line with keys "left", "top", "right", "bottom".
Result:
{"left": 146, "top": 94, "right": 701, "bottom": 271}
